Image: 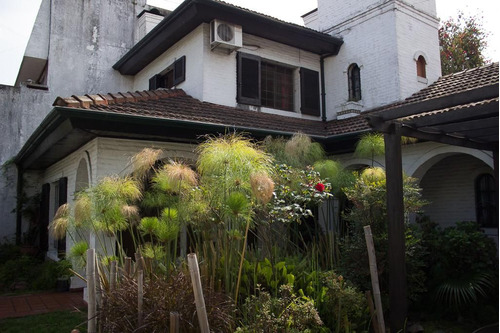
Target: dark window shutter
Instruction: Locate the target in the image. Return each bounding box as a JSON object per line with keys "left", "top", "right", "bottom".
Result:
{"left": 173, "top": 56, "right": 186, "bottom": 86}
{"left": 149, "top": 74, "right": 162, "bottom": 90}
{"left": 237, "top": 52, "right": 261, "bottom": 106}
{"left": 58, "top": 177, "right": 68, "bottom": 206}
{"left": 57, "top": 177, "right": 68, "bottom": 256}
{"left": 39, "top": 183, "right": 50, "bottom": 251}
{"left": 300, "top": 68, "right": 320, "bottom": 116}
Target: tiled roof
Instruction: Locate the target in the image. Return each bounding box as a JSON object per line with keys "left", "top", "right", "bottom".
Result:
{"left": 52, "top": 62, "right": 498, "bottom": 139}
{"left": 404, "top": 62, "right": 498, "bottom": 103}
{"left": 53, "top": 89, "right": 330, "bottom": 137}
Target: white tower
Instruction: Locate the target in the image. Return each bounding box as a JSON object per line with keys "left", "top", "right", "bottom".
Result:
{"left": 305, "top": 0, "right": 441, "bottom": 120}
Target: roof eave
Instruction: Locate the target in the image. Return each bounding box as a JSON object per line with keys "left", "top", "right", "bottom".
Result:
{"left": 114, "top": 0, "right": 343, "bottom": 75}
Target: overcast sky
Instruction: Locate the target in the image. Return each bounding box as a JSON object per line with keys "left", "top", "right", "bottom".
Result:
{"left": 0, "top": 0, "right": 497, "bottom": 86}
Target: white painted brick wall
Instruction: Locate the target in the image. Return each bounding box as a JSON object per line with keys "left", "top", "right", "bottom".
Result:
{"left": 311, "top": 0, "right": 440, "bottom": 119}
{"left": 133, "top": 24, "right": 205, "bottom": 100}
{"left": 419, "top": 154, "right": 492, "bottom": 228}
{"left": 333, "top": 141, "right": 495, "bottom": 229}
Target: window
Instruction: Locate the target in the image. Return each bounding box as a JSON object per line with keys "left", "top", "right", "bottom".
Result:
{"left": 261, "top": 62, "right": 294, "bottom": 111}
{"left": 237, "top": 52, "right": 320, "bottom": 115}
{"left": 348, "top": 63, "right": 361, "bottom": 101}
{"left": 475, "top": 173, "right": 497, "bottom": 228}
{"left": 149, "top": 56, "right": 186, "bottom": 90}
{"left": 416, "top": 55, "right": 426, "bottom": 78}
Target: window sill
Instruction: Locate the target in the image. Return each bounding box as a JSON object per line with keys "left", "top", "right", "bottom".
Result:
{"left": 417, "top": 76, "right": 428, "bottom": 84}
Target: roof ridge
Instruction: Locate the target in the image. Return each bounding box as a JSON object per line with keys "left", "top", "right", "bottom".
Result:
{"left": 52, "top": 89, "right": 186, "bottom": 109}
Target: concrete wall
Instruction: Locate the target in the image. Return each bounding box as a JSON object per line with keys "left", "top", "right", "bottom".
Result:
{"left": 0, "top": 0, "right": 147, "bottom": 242}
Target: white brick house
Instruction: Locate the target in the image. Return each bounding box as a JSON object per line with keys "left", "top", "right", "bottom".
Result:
{"left": 4, "top": 0, "right": 498, "bottom": 262}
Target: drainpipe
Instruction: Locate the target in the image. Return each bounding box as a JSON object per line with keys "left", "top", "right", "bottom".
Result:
{"left": 320, "top": 54, "right": 335, "bottom": 122}
{"left": 15, "top": 164, "right": 24, "bottom": 245}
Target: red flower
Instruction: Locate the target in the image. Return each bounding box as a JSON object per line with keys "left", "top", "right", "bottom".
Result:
{"left": 314, "top": 183, "right": 325, "bottom": 192}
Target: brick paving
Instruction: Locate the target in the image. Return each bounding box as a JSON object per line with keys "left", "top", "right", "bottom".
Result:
{"left": 0, "top": 290, "right": 85, "bottom": 319}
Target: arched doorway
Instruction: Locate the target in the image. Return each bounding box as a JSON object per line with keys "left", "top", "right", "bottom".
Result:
{"left": 417, "top": 153, "right": 497, "bottom": 244}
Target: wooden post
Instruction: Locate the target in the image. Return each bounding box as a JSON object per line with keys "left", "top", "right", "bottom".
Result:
{"left": 364, "top": 226, "right": 385, "bottom": 333}
{"left": 170, "top": 312, "right": 180, "bottom": 333}
{"left": 365, "top": 291, "right": 380, "bottom": 333}
{"left": 384, "top": 124, "right": 407, "bottom": 331}
{"left": 124, "top": 257, "right": 131, "bottom": 278}
{"left": 138, "top": 269, "right": 144, "bottom": 328}
{"left": 87, "top": 248, "right": 96, "bottom": 333}
{"left": 110, "top": 260, "right": 117, "bottom": 291}
{"left": 187, "top": 253, "right": 210, "bottom": 333}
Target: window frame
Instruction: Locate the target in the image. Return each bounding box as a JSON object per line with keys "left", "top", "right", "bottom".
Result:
{"left": 237, "top": 52, "right": 320, "bottom": 116}
{"left": 475, "top": 173, "right": 497, "bottom": 228}
{"left": 149, "top": 56, "right": 186, "bottom": 90}
{"left": 416, "top": 55, "right": 426, "bottom": 78}
{"left": 348, "top": 63, "right": 361, "bottom": 102}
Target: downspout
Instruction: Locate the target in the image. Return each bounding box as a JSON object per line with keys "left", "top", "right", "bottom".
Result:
{"left": 320, "top": 54, "right": 335, "bottom": 122}
{"left": 15, "top": 164, "right": 24, "bottom": 245}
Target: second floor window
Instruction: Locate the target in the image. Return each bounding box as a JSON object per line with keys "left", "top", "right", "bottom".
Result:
{"left": 237, "top": 52, "right": 320, "bottom": 116}
{"left": 149, "top": 56, "right": 186, "bottom": 90}
{"left": 416, "top": 55, "right": 426, "bottom": 78}
{"left": 348, "top": 63, "right": 361, "bottom": 101}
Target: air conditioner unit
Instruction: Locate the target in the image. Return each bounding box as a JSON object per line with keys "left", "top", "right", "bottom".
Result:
{"left": 210, "top": 19, "right": 242, "bottom": 51}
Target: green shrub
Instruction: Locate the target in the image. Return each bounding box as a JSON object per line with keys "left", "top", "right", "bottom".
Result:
{"left": 237, "top": 284, "right": 324, "bottom": 332}
{"left": 417, "top": 219, "right": 498, "bottom": 321}
{"left": 318, "top": 271, "right": 369, "bottom": 332}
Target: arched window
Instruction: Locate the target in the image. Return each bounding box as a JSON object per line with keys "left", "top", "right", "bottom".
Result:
{"left": 348, "top": 63, "right": 361, "bottom": 101}
{"left": 416, "top": 55, "right": 426, "bottom": 78}
{"left": 475, "top": 173, "right": 497, "bottom": 228}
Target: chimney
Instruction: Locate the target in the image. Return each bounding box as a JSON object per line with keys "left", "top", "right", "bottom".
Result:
{"left": 135, "top": 7, "right": 170, "bottom": 44}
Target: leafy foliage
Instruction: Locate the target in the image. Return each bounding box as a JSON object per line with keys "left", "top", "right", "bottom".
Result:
{"left": 237, "top": 285, "right": 324, "bottom": 332}
{"left": 439, "top": 12, "right": 489, "bottom": 75}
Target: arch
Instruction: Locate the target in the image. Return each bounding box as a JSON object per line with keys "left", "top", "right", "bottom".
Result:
{"left": 408, "top": 145, "right": 494, "bottom": 180}
{"left": 75, "top": 157, "right": 90, "bottom": 193}
{"left": 418, "top": 153, "right": 494, "bottom": 229}
{"left": 347, "top": 63, "right": 361, "bottom": 101}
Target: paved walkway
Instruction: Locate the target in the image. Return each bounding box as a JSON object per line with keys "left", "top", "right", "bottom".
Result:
{"left": 0, "top": 290, "right": 86, "bottom": 319}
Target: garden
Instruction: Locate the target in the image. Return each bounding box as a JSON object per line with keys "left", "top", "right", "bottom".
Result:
{"left": 7, "top": 133, "right": 496, "bottom": 332}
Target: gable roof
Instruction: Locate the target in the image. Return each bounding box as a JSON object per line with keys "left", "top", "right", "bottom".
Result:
{"left": 15, "top": 63, "right": 498, "bottom": 170}
{"left": 114, "top": 0, "right": 343, "bottom": 75}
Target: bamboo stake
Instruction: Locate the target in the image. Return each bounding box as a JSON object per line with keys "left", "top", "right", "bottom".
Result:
{"left": 110, "top": 260, "right": 117, "bottom": 291}
{"left": 87, "top": 248, "right": 96, "bottom": 333}
{"left": 187, "top": 253, "right": 210, "bottom": 333}
{"left": 138, "top": 269, "right": 144, "bottom": 328}
{"left": 170, "top": 312, "right": 180, "bottom": 333}
{"left": 366, "top": 291, "right": 380, "bottom": 333}
{"left": 364, "top": 225, "right": 386, "bottom": 333}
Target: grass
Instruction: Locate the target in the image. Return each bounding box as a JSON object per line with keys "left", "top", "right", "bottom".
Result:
{"left": 0, "top": 310, "right": 87, "bottom": 333}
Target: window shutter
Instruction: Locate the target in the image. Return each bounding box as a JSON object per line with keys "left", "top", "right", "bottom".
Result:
{"left": 149, "top": 74, "right": 162, "bottom": 90}
{"left": 300, "top": 68, "right": 320, "bottom": 116}
{"left": 237, "top": 52, "right": 261, "bottom": 106}
{"left": 39, "top": 183, "right": 50, "bottom": 251}
{"left": 173, "top": 56, "right": 186, "bottom": 86}
{"left": 57, "top": 177, "right": 68, "bottom": 256}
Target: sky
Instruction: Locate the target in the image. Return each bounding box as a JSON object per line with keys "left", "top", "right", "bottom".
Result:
{"left": 0, "top": 0, "right": 497, "bottom": 86}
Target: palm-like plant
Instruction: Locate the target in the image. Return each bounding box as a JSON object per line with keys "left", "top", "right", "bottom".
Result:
{"left": 354, "top": 132, "right": 385, "bottom": 167}
{"left": 196, "top": 134, "right": 275, "bottom": 300}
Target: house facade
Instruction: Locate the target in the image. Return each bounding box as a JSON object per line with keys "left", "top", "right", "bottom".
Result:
{"left": 2, "top": 0, "right": 497, "bottom": 260}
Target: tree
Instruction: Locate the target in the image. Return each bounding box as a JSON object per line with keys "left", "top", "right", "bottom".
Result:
{"left": 439, "top": 12, "right": 489, "bottom": 75}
